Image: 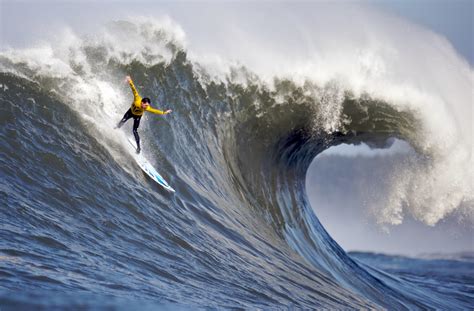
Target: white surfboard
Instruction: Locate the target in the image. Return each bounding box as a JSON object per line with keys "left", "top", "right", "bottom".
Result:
{"left": 128, "top": 138, "right": 175, "bottom": 192}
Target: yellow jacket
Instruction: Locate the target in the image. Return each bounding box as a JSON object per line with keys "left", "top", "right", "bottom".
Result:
{"left": 129, "top": 79, "right": 165, "bottom": 116}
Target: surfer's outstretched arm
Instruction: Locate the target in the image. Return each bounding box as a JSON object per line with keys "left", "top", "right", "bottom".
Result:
{"left": 126, "top": 76, "right": 141, "bottom": 102}
{"left": 146, "top": 106, "right": 172, "bottom": 115}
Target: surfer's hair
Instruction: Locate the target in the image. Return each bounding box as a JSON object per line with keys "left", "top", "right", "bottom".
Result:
{"left": 141, "top": 97, "right": 151, "bottom": 104}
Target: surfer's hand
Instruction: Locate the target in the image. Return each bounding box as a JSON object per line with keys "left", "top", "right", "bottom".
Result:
{"left": 164, "top": 110, "right": 172, "bottom": 114}
{"left": 125, "top": 76, "right": 132, "bottom": 83}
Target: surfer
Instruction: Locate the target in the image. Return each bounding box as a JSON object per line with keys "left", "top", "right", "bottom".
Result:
{"left": 117, "top": 76, "right": 172, "bottom": 154}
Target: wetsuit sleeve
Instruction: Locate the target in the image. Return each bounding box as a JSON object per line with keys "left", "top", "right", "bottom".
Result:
{"left": 129, "top": 79, "right": 140, "bottom": 102}
{"left": 146, "top": 106, "right": 165, "bottom": 115}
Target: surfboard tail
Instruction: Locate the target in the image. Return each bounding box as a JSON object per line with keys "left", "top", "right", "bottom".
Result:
{"left": 127, "top": 137, "right": 175, "bottom": 192}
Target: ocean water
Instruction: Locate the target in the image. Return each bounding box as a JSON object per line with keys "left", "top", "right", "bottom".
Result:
{"left": 1, "top": 11, "right": 473, "bottom": 310}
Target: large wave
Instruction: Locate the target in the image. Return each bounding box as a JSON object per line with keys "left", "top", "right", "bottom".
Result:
{"left": 1, "top": 10, "right": 472, "bottom": 309}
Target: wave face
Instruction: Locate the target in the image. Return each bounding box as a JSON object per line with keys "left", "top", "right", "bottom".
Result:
{"left": 1, "top": 17, "right": 472, "bottom": 309}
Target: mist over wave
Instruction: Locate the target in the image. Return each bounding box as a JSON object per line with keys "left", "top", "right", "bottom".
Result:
{"left": 1, "top": 6, "right": 472, "bottom": 309}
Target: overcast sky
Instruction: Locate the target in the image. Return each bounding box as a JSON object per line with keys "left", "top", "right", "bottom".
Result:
{"left": 370, "top": 0, "right": 473, "bottom": 65}
{"left": 1, "top": 0, "right": 472, "bottom": 65}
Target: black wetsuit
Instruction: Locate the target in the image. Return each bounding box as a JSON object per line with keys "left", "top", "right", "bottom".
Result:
{"left": 117, "top": 108, "right": 141, "bottom": 152}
